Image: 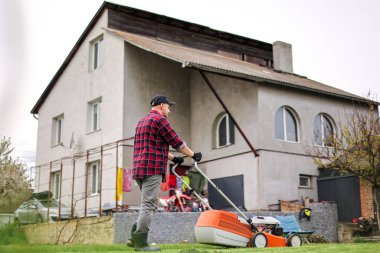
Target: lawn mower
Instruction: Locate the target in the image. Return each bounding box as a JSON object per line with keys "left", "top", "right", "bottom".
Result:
{"left": 171, "top": 162, "right": 302, "bottom": 248}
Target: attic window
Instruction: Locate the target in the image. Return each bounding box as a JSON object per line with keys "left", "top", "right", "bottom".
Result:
{"left": 90, "top": 35, "right": 103, "bottom": 70}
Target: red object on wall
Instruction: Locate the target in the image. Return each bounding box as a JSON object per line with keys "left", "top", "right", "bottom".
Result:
{"left": 123, "top": 169, "right": 133, "bottom": 192}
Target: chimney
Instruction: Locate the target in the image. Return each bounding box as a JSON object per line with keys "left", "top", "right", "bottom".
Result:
{"left": 273, "top": 41, "right": 293, "bottom": 73}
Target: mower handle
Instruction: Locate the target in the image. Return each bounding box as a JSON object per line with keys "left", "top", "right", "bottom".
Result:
{"left": 171, "top": 160, "right": 212, "bottom": 211}
{"left": 192, "top": 162, "right": 252, "bottom": 225}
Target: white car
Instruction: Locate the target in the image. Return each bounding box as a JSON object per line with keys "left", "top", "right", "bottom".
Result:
{"left": 14, "top": 198, "right": 78, "bottom": 225}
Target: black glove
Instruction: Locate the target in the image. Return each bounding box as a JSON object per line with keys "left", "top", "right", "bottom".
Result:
{"left": 192, "top": 152, "right": 202, "bottom": 162}
{"left": 172, "top": 156, "right": 184, "bottom": 165}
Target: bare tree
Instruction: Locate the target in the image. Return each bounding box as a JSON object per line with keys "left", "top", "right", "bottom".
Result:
{"left": 0, "top": 137, "right": 31, "bottom": 211}
{"left": 307, "top": 100, "right": 380, "bottom": 230}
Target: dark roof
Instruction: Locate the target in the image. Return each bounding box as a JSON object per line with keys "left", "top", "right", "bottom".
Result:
{"left": 107, "top": 28, "right": 373, "bottom": 104}
{"left": 31, "top": 1, "right": 376, "bottom": 114}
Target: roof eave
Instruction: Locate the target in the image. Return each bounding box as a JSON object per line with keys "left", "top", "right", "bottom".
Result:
{"left": 183, "top": 62, "right": 380, "bottom": 106}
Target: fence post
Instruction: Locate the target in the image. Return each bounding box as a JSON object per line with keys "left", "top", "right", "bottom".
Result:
{"left": 99, "top": 146, "right": 103, "bottom": 216}
{"left": 71, "top": 159, "right": 76, "bottom": 219}
{"left": 85, "top": 150, "right": 89, "bottom": 218}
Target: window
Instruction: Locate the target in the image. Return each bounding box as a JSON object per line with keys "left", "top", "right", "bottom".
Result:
{"left": 91, "top": 36, "right": 103, "bottom": 70}
{"left": 51, "top": 171, "right": 61, "bottom": 199}
{"left": 52, "top": 114, "right": 64, "bottom": 146}
{"left": 89, "top": 161, "right": 100, "bottom": 194}
{"left": 88, "top": 98, "right": 102, "bottom": 132}
{"left": 313, "top": 113, "right": 334, "bottom": 146}
{"left": 299, "top": 175, "right": 311, "bottom": 188}
{"left": 216, "top": 113, "right": 235, "bottom": 148}
{"left": 275, "top": 107, "right": 298, "bottom": 142}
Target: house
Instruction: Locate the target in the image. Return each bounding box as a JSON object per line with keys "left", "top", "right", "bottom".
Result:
{"left": 31, "top": 1, "right": 377, "bottom": 217}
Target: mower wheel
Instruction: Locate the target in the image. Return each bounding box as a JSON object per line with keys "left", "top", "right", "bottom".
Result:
{"left": 252, "top": 232, "right": 267, "bottom": 248}
{"left": 287, "top": 234, "right": 302, "bottom": 247}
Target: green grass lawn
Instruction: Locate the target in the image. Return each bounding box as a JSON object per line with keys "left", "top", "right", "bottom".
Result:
{"left": 1, "top": 225, "right": 379, "bottom": 253}
{"left": 1, "top": 243, "right": 380, "bottom": 253}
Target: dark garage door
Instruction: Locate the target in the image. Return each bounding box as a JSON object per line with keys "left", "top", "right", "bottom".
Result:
{"left": 208, "top": 175, "right": 245, "bottom": 210}
{"left": 317, "top": 175, "right": 361, "bottom": 222}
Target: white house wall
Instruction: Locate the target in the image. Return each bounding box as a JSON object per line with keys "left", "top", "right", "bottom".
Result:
{"left": 121, "top": 43, "right": 193, "bottom": 205}
{"left": 253, "top": 84, "right": 360, "bottom": 208}
{"left": 190, "top": 71, "right": 261, "bottom": 210}
{"left": 188, "top": 69, "right": 366, "bottom": 210}
{"left": 121, "top": 43, "right": 191, "bottom": 143}
{"left": 190, "top": 72, "right": 259, "bottom": 160}
{"left": 35, "top": 10, "right": 126, "bottom": 214}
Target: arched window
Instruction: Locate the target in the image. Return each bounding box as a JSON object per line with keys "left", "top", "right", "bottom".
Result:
{"left": 216, "top": 113, "right": 235, "bottom": 148}
{"left": 275, "top": 106, "right": 299, "bottom": 142}
{"left": 313, "top": 113, "right": 335, "bottom": 146}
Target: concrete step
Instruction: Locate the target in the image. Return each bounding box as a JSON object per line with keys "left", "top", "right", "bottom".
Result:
{"left": 360, "top": 236, "right": 380, "bottom": 242}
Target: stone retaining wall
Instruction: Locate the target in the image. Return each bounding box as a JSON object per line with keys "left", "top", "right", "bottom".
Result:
{"left": 22, "top": 216, "right": 113, "bottom": 244}
{"left": 114, "top": 202, "right": 338, "bottom": 243}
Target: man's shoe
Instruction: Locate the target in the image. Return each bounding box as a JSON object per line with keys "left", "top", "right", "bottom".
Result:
{"left": 131, "top": 231, "right": 160, "bottom": 251}
{"left": 127, "top": 223, "right": 137, "bottom": 247}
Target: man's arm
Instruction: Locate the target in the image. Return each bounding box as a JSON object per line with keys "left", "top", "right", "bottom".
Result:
{"left": 168, "top": 146, "right": 194, "bottom": 161}
{"left": 179, "top": 146, "right": 194, "bottom": 158}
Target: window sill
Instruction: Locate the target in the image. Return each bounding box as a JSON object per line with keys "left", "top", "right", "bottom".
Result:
{"left": 215, "top": 143, "right": 234, "bottom": 149}
{"left": 90, "top": 193, "right": 100, "bottom": 196}
{"left": 51, "top": 143, "right": 63, "bottom": 148}
{"left": 274, "top": 139, "right": 300, "bottom": 144}
{"left": 313, "top": 144, "right": 333, "bottom": 148}
{"left": 87, "top": 129, "right": 102, "bottom": 135}
{"left": 298, "top": 186, "right": 312, "bottom": 189}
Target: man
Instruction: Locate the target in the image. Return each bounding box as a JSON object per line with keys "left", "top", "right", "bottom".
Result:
{"left": 130, "top": 95, "right": 202, "bottom": 251}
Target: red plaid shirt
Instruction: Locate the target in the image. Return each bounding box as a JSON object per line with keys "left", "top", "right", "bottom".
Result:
{"left": 133, "top": 110, "right": 186, "bottom": 180}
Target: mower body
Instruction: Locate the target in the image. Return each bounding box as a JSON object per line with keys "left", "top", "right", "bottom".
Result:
{"left": 195, "top": 210, "right": 287, "bottom": 247}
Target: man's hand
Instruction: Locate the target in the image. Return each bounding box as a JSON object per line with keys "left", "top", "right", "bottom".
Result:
{"left": 192, "top": 152, "right": 202, "bottom": 162}
{"left": 172, "top": 156, "right": 184, "bottom": 165}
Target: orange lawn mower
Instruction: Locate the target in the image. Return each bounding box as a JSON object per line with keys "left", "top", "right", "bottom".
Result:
{"left": 171, "top": 162, "right": 302, "bottom": 248}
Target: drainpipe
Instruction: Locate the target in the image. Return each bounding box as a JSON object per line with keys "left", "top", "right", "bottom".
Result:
{"left": 198, "top": 70, "right": 259, "bottom": 157}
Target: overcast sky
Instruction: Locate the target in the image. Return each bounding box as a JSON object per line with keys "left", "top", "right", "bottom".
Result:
{"left": 1, "top": 0, "right": 379, "bottom": 167}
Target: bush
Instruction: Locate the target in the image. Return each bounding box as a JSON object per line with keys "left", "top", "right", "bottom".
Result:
{"left": 0, "top": 224, "right": 28, "bottom": 245}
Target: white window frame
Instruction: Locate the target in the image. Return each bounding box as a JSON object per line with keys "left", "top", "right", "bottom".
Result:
{"left": 52, "top": 114, "right": 64, "bottom": 146}
{"left": 92, "top": 101, "right": 100, "bottom": 131}
{"left": 87, "top": 97, "right": 102, "bottom": 133}
{"left": 314, "top": 113, "right": 335, "bottom": 147}
{"left": 216, "top": 113, "right": 233, "bottom": 148}
{"left": 51, "top": 171, "right": 61, "bottom": 199}
{"left": 89, "top": 161, "right": 100, "bottom": 195}
{"left": 299, "top": 175, "right": 311, "bottom": 188}
{"left": 91, "top": 36, "right": 103, "bottom": 70}
{"left": 275, "top": 107, "right": 299, "bottom": 143}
